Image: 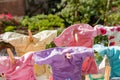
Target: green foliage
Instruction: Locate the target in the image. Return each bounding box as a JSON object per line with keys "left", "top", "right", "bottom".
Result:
{"left": 21, "top": 14, "right": 65, "bottom": 31}
{"left": 94, "top": 35, "right": 108, "bottom": 46}
{"left": 46, "top": 41, "right": 56, "bottom": 49}
{"left": 4, "top": 26, "right": 16, "bottom": 32}
{"left": 22, "top": 0, "right": 120, "bottom": 30}
{"left": 50, "top": 0, "right": 120, "bottom": 26}
{"left": 56, "top": 0, "right": 107, "bottom": 25}
{"left": 105, "top": 11, "right": 120, "bottom": 25}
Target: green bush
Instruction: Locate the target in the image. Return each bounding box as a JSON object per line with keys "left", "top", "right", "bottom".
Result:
{"left": 20, "top": 14, "right": 65, "bottom": 31}
{"left": 55, "top": 0, "right": 107, "bottom": 26}
{"left": 105, "top": 11, "right": 120, "bottom": 25}
{"left": 4, "top": 26, "right": 16, "bottom": 32}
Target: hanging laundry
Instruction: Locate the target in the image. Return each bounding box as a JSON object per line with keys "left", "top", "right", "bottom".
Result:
{"left": 95, "top": 25, "right": 120, "bottom": 46}
{"left": 1, "top": 30, "right": 57, "bottom": 56}
{"left": 54, "top": 24, "right": 100, "bottom": 47}
{"left": 0, "top": 30, "right": 57, "bottom": 78}
{"left": 94, "top": 25, "right": 120, "bottom": 79}
{"left": 34, "top": 46, "right": 96, "bottom": 80}
{"left": 0, "top": 52, "right": 36, "bottom": 80}
{"left": 93, "top": 44, "right": 120, "bottom": 79}
{"left": 54, "top": 24, "right": 99, "bottom": 75}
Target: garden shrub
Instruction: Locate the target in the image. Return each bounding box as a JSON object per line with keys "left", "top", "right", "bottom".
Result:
{"left": 4, "top": 26, "right": 16, "bottom": 32}
{"left": 20, "top": 14, "right": 65, "bottom": 31}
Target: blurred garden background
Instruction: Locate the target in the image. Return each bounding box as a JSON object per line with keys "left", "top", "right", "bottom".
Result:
{"left": 0, "top": 0, "right": 120, "bottom": 61}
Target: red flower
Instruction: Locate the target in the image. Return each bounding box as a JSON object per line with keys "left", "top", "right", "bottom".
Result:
{"left": 116, "top": 27, "right": 120, "bottom": 31}
{"left": 110, "top": 28, "right": 115, "bottom": 32}
{"left": 109, "top": 42, "right": 115, "bottom": 46}
{"left": 100, "top": 28, "right": 107, "bottom": 35}
{"left": 109, "top": 36, "right": 114, "bottom": 40}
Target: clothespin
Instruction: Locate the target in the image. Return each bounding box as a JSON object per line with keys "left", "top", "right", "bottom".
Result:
{"left": 105, "top": 65, "right": 110, "bottom": 80}
{"left": 104, "top": 55, "right": 111, "bottom": 80}
{"left": 7, "top": 48, "right": 15, "bottom": 64}
{"left": 28, "top": 29, "right": 33, "bottom": 42}
{"left": 74, "top": 33, "right": 78, "bottom": 43}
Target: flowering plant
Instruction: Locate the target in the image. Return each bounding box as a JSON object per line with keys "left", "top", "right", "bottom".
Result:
{"left": 0, "top": 13, "right": 18, "bottom": 32}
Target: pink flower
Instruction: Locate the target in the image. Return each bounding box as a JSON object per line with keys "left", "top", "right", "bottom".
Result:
{"left": 109, "top": 42, "right": 115, "bottom": 46}
{"left": 116, "top": 27, "right": 120, "bottom": 31}
{"left": 109, "top": 36, "right": 114, "bottom": 40}
{"left": 0, "top": 13, "right": 13, "bottom": 20}
{"left": 100, "top": 28, "right": 107, "bottom": 35}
